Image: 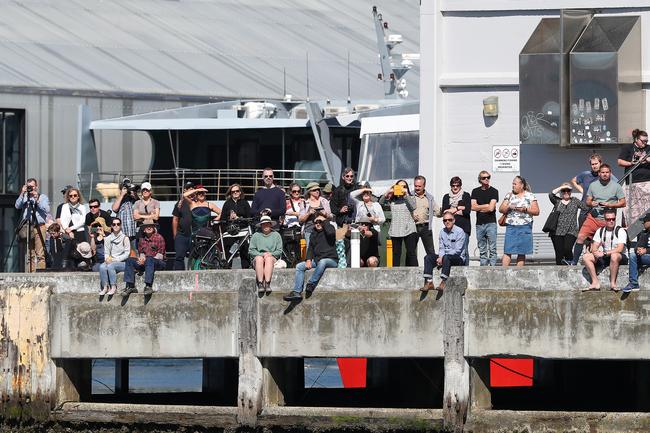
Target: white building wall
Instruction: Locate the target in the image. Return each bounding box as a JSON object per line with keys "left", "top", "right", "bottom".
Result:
{"left": 421, "top": 2, "right": 650, "bottom": 256}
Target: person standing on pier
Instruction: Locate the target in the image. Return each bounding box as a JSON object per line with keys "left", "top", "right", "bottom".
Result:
{"left": 412, "top": 175, "right": 438, "bottom": 256}
{"left": 330, "top": 167, "right": 362, "bottom": 227}
{"left": 573, "top": 164, "right": 626, "bottom": 265}
{"left": 420, "top": 211, "right": 466, "bottom": 292}
{"left": 623, "top": 212, "right": 650, "bottom": 293}
{"left": 499, "top": 176, "right": 540, "bottom": 267}
{"left": 582, "top": 208, "right": 628, "bottom": 292}
{"left": 442, "top": 176, "right": 471, "bottom": 264}
{"left": 571, "top": 153, "right": 615, "bottom": 226}
{"left": 471, "top": 171, "right": 499, "bottom": 266}
{"left": 15, "top": 178, "right": 50, "bottom": 272}
{"left": 251, "top": 168, "right": 286, "bottom": 221}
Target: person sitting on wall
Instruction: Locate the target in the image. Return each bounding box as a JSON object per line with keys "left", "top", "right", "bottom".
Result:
{"left": 249, "top": 215, "right": 283, "bottom": 294}
{"left": 582, "top": 208, "right": 628, "bottom": 292}
{"left": 357, "top": 216, "right": 380, "bottom": 267}
{"left": 623, "top": 212, "right": 650, "bottom": 293}
{"left": 122, "top": 219, "right": 166, "bottom": 296}
{"left": 420, "top": 211, "right": 466, "bottom": 292}
{"left": 283, "top": 214, "right": 338, "bottom": 302}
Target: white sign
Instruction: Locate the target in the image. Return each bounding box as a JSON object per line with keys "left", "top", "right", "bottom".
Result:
{"left": 492, "top": 145, "right": 520, "bottom": 172}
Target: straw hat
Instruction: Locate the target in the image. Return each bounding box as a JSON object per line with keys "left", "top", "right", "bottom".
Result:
{"left": 91, "top": 216, "right": 111, "bottom": 234}
{"left": 322, "top": 183, "right": 333, "bottom": 194}
{"left": 141, "top": 219, "right": 157, "bottom": 228}
{"left": 304, "top": 182, "right": 321, "bottom": 195}
{"left": 256, "top": 215, "right": 277, "bottom": 228}
{"left": 76, "top": 242, "right": 93, "bottom": 259}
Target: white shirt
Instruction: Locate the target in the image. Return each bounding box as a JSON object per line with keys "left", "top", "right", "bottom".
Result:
{"left": 593, "top": 226, "right": 627, "bottom": 254}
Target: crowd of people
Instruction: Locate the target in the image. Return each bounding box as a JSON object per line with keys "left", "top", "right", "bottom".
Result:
{"left": 14, "top": 128, "right": 650, "bottom": 296}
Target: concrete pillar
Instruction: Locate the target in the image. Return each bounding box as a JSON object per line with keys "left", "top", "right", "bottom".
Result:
{"left": 54, "top": 359, "right": 92, "bottom": 405}
{"left": 237, "top": 278, "right": 262, "bottom": 426}
{"left": 443, "top": 277, "right": 469, "bottom": 433}
{"left": 262, "top": 358, "right": 304, "bottom": 406}
{"left": 470, "top": 358, "right": 492, "bottom": 410}
{"left": 114, "top": 359, "right": 129, "bottom": 395}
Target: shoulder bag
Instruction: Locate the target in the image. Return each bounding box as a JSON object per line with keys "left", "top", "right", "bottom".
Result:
{"left": 542, "top": 201, "right": 560, "bottom": 233}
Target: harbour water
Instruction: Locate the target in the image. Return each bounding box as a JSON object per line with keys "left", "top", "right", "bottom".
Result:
{"left": 92, "top": 358, "right": 343, "bottom": 394}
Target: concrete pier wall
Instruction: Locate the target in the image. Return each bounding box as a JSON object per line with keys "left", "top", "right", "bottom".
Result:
{"left": 0, "top": 267, "right": 649, "bottom": 431}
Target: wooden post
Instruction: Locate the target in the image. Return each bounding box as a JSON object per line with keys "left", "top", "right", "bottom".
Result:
{"left": 237, "top": 278, "right": 263, "bottom": 427}
{"left": 443, "top": 277, "right": 469, "bottom": 433}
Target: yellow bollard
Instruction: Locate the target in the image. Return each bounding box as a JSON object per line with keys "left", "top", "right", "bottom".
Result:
{"left": 300, "top": 238, "right": 307, "bottom": 260}
{"left": 386, "top": 239, "right": 393, "bottom": 267}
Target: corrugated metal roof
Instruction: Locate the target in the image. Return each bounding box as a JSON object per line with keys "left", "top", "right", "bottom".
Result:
{"left": 0, "top": 0, "right": 420, "bottom": 100}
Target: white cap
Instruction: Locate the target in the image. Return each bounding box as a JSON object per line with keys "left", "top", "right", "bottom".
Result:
{"left": 141, "top": 182, "right": 152, "bottom": 191}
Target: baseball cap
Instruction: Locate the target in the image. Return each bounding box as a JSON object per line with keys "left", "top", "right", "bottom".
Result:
{"left": 141, "top": 182, "right": 152, "bottom": 191}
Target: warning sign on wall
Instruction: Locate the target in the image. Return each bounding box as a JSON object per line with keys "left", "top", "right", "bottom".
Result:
{"left": 492, "top": 145, "right": 520, "bottom": 172}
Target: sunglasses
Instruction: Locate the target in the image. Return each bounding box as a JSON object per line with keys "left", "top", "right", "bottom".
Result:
{"left": 443, "top": 218, "right": 454, "bottom": 222}
{"left": 605, "top": 217, "right": 616, "bottom": 222}
{"left": 142, "top": 188, "right": 151, "bottom": 192}
{"left": 314, "top": 220, "right": 324, "bottom": 224}
{"left": 263, "top": 175, "right": 274, "bottom": 178}
{"left": 69, "top": 194, "right": 79, "bottom": 198}
{"left": 231, "top": 189, "right": 241, "bottom": 193}
{"left": 89, "top": 204, "right": 100, "bottom": 208}
{"left": 451, "top": 184, "right": 461, "bottom": 188}
{"left": 480, "top": 176, "right": 491, "bottom": 180}
{"left": 291, "top": 190, "right": 301, "bottom": 193}
{"left": 112, "top": 222, "right": 121, "bottom": 226}
{"left": 344, "top": 175, "right": 354, "bottom": 179}
{"left": 561, "top": 189, "right": 571, "bottom": 193}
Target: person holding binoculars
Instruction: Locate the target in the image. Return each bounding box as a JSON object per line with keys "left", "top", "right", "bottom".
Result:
{"left": 380, "top": 180, "right": 418, "bottom": 267}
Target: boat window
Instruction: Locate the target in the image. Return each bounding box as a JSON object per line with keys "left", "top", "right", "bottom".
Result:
{"left": 359, "top": 131, "right": 418, "bottom": 182}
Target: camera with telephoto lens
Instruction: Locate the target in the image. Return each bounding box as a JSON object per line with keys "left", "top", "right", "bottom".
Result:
{"left": 26, "top": 185, "right": 34, "bottom": 193}
{"left": 122, "top": 178, "right": 140, "bottom": 194}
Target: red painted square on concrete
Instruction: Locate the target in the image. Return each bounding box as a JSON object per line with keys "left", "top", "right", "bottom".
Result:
{"left": 337, "top": 358, "right": 367, "bottom": 388}
{"left": 489, "top": 358, "right": 534, "bottom": 387}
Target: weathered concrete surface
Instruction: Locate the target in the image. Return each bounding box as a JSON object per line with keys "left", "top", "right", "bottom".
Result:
{"left": 258, "top": 289, "right": 443, "bottom": 357}
{"left": 50, "top": 291, "right": 239, "bottom": 358}
{"left": 465, "top": 409, "right": 650, "bottom": 433}
{"left": 464, "top": 282, "right": 650, "bottom": 359}
{"left": 0, "top": 283, "right": 55, "bottom": 421}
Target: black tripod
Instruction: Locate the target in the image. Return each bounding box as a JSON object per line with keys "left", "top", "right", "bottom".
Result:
{"left": 3, "top": 192, "right": 50, "bottom": 272}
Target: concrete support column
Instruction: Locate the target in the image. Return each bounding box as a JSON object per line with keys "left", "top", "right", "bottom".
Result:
{"left": 469, "top": 358, "right": 492, "bottom": 410}
{"left": 54, "top": 359, "right": 92, "bottom": 406}
{"left": 237, "top": 278, "right": 262, "bottom": 427}
{"left": 114, "top": 359, "right": 129, "bottom": 395}
{"left": 443, "top": 277, "right": 469, "bottom": 433}
{"left": 203, "top": 358, "right": 225, "bottom": 393}
{"left": 262, "top": 358, "right": 304, "bottom": 406}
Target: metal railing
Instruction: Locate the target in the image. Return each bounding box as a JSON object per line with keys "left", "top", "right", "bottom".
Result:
{"left": 77, "top": 168, "right": 330, "bottom": 202}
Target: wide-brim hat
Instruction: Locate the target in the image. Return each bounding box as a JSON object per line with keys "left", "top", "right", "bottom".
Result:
{"left": 76, "top": 242, "right": 93, "bottom": 259}
{"left": 305, "top": 182, "right": 321, "bottom": 193}
{"left": 141, "top": 219, "right": 157, "bottom": 228}
{"left": 256, "top": 215, "right": 277, "bottom": 228}
{"left": 91, "top": 216, "right": 111, "bottom": 234}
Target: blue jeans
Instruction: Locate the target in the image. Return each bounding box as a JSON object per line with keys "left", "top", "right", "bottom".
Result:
{"left": 628, "top": 250, "right": 650, "bottom": 287}
{"left": 124, "top": 256, "right": 166, "bottom": 286}
{"left": 423, "top": 253, "right": 464, "bottom": 281}
{"left": 99, "top": 261, "right": 126, "bottom": 286}
{"left": 293, "top": 258, "right": 338, "bottom": 293}
{"left": 173, "top": 233, "right": 191, "bottom": 270}
{"left": 476, "top": 222, "right": 497, "bottom": 266}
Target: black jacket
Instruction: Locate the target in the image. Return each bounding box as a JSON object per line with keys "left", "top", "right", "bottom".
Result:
{"left": 330, "top": 182, "right": 362, "bottom": 226}
{"left": 306, "top": 223, "right": 338, "bottom": 261}
{"left": 219, "top": 198, "right": 252, "bottom": 221}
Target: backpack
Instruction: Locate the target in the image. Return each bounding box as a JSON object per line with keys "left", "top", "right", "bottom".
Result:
{"left": 596, "top": 226, "right": 629, "bottom": 250}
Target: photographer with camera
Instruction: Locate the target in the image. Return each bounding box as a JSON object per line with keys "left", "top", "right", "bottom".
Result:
{"left": 380, "top": 180, "right": 418, "bottom": 267}
{"left": 350, "top": 185, "right": 385, "bottom": 232}
{"left": 299, "top": 182, "right": 332, "bottom": 247}
{"left": 111, "top": 178, "right": 139, "bottom": 248}
{"left": 15, "top": 178, "right": 50, "bottom": 272}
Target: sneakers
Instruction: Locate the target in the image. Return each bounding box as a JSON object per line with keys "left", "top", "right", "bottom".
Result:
{"left": 622, "top": 283, "right": 640, "bottom": 293}
{"left": 283, "top": 291, "right": 303, "bottom": 302}
{"left": 121, "top": 285, "right": 137, "bottom": 296}
{"left": 107, "top": 285, "right": 117, "bottom": 296}
{"left": 305, "top": 283, "right": 316, "bottom": 298}
{"left": 257, "top": 281, "right": 265, "bottom": 294}
{"left": 143, "top": 285, "right": 154, "bottom": 295}
{"left": 99, "top": 286, "right": 108, "bottom": 296}
{"left": 264, "top": 281, "right": 272, "bottom": 294}
{"left": 420, "top": 280, "right": 434, "bottom": 292}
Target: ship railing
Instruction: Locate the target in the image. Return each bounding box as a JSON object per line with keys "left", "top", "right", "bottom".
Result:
{"left": 77, "top": 168, "right": 329, "bottom": 203}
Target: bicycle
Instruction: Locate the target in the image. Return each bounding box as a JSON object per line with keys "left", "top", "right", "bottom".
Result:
{"left": 190, "top": 218, "right": 254, "bottom": 270}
